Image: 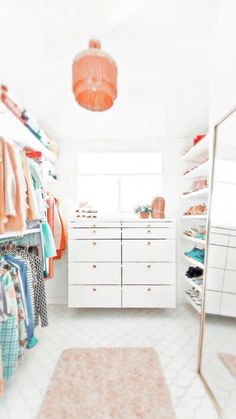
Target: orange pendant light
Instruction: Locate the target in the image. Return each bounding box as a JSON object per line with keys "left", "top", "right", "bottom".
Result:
{"left": 72, "top": 39, "right": 117, "bottom": 112}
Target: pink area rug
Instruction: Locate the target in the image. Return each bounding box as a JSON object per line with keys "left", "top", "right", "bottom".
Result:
{"left": 38, "top": 348, "right": 175, "bottom": 419}
{"left": 218, "top": 352, "right": 236, "bottom": 379}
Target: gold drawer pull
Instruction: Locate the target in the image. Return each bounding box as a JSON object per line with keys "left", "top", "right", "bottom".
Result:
{"left": 147, "top": 264, "right": 151, "bottom": 268}
{"left": 93, "top": 224, "right": 96, "bottom": 228}
{"left": 92, "top": 230, "right": 96, "bottom": 234}
{"left": 92, "top": 264, "right": 97, "bottom": 269}
{"left": 93, "top": 288, "right": 96, "bottom": 292}
{"left": 92, "top": 242, "right": 97, "bottom": 245}
{"left": 147, "top": 288, "right": 151, "bottom": 292}
{"left": 147, "top": 242, "right": 151, "bottom": 245}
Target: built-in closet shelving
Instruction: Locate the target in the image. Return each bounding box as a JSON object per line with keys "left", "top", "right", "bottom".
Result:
{"left": 181, "top": 134, "right": 210, "bottom": 314}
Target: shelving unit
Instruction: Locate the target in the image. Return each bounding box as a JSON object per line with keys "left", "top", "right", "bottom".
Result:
{"left": 182, "top": 214, "right": 207, "bottom": 220}
{"left": 185, "top": 276, "right": 203, "bottom": 293}
{"left": 182, "top": 234, "right": 206, "bottom": 245}
{"left": 183, "top": 254, "right": 204, "bottom": 269}
{"left": 0, "top": 101, "right": 56, "bottom": 163}
{"left": 183, "top": 160, "right": 209, "bottom": 181}
{"left": 184, "top": 292, "right": 201, "bottom": 314}
{"left": 182, "top": 133, "right": 209, "bottom": 162}
{"left": 181, "top": 134, "right": 210, "bottom": 314}
{"left": 181, "top": 188, "right": 209, "bottom": 199}
{"left": 0, "top": 227, "right": 41, "bottom": 240}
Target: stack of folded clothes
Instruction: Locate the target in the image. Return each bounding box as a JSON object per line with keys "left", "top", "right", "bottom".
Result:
{"left": 184, "top": 247, "right": 205, "bottom": 264}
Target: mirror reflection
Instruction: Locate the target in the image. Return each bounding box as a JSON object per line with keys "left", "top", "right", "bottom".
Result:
{"left": 201, "top": 110, "right": 236, "bottom": 419}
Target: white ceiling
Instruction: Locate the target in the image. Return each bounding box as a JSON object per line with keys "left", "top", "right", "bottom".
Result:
{"left": 0, "top": 0, "right": 219, "bottom": 144}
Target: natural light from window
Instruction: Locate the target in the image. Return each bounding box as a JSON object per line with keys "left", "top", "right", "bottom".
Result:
{"left": 77, "top": 152, "right": 163, "bottom": 214}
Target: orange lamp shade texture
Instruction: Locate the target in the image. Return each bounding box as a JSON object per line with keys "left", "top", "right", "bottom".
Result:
{"left": 72, "top": 39, "right": 117, "bottom": 112}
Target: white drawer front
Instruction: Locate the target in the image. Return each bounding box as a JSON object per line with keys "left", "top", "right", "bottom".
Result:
{"left": 122, "top": 228, "right": 174, "bottom": 239}
{"left": 68, "top": 285, "right": 121, "bottom": 308}
{"left": 122, "top": 285, "right": 176, "bottom": 308}
{"left": 122, "top": 221, "right": 174, "bottom": 228}
{"left": 208, "top": 244, "right": 228, "bottom": 269}
{"left": 68, "top": 262, "right": 121, "bottom": 285}
{"left": 69, "top": 240, "right": 121, "bottom": 262}
{"left": 226, "top": 247, "right": 236, "bottom": 270}
{"left": 123, "top": 263, "right": 175, "bottom": 285}
{"left": 209, "top": 233, "right": 229, "bottom": 246}
{"left": 69, "top": 228, "right": 121, "bottom": 239}
{"left": 223, "top": 270, "right": 236, "bottom": 294}
{"left": 220, "top": 293, "right": 236, "bottom": 317}
{"left": 206, "top": 267, "right": 224, "bottom": 292}
{"left": 122, "top": 240, "right": 175, "bottom": 262}
{"left": 70, "top": 221, "right": 121, "bottom": 228}
{"left": 205, "top": 290, "right": 221, "bottom": 315}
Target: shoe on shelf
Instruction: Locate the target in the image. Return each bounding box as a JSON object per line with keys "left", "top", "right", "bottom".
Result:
{"left": 183, "top": 203, "right": 207, "bottom": 216}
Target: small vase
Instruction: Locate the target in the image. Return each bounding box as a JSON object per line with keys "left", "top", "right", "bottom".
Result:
{"left": 151, "top": 197, "right": 165, "bottom": 219}
{"left": 140, "top": 211, "right": 149, "bottom": 219}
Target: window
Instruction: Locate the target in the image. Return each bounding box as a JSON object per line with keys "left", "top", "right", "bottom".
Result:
{"left": 77, "top": 152, "right": 163, "bottom": 213}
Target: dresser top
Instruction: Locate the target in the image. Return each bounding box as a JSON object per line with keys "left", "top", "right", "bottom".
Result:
{"left": 69, "top": 217, "right": 175, "bottom": 226}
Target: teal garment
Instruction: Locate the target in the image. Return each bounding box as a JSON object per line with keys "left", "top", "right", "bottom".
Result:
{"left": 26, "top": 335, "right": 38, "bottom": 349}
{"left": 41, "top": 222, "right": 57, "bottom": 259}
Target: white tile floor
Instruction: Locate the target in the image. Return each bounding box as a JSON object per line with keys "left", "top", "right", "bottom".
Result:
{"left": 0, "top": 304, "right": 220, "bottom": 419}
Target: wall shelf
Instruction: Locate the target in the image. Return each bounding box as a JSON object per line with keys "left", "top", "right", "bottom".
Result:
{"left": 183, "top": 254, "right": 204, "bottom": 269}
{"left": 0, "top": 101, "right": 57, "bottom": 163}
{"left": 182, "top": 188, "right": 209, "bottom": 199}
{"left": 183, "top": 160, "right": 209, "bottom": 181}
{"left": 0, "top": 227, "right": 41, "bottom": 241}
{"left": 182, "top": 134, "right": 209, "bottom": 163}
{"left": 184, "top": 292, "right": 201, "bottom": 314}
{"left": 182, "top": 234, "right": 206, "bottom": 245}
{"left": 185, "top": 276, "right": 203, "bottom": 293}
{"left": 182, "top": 214, "right": 207, "bottom": 220}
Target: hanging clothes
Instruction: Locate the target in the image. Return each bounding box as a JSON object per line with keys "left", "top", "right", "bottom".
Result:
{"left": 0, "top": 138, "right": 26, "bottom": 234}
{"left": 0, "top": 268, "right": 19, "bottom": 380}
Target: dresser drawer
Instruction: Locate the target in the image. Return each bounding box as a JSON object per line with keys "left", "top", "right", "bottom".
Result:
{"left": 122, "top": 285, "right": 176, "bottom": 308}
{"left": 122, "top": 240, "right": 175, "bottom": 262}
{"left": 123, "top": 262, "right": 175, "bottom": 285}
{"left": 68, "top": 240, "right": 121, "bottom": 262}
{"left": 220, "top": 293, "right": 236, "bottom": 317}
{"left": 205, "top": 290, "right": 221, "bottom": 315}
{"left": 122, "top": 221, "right": 174, "bottom": 228}
{"left": 68, "top": 262, "right": 121, "bottom": 285}
{"left": 223, "top": 270, "right": 236, "bottom": 293}
{"left": 68, "top": 285, "right": 121, "bottom": 308}
{"left": 122, "top": 228, "right": 174, "bottom": 239}
{"left": 207, "top": 244, "right": 228, "bottom": 269}
{"left": 206, "top": 267, "right": 224, "bottom": 291}
{"left": 69, "top": 227, "right": 121, "bottom": 239}
{"left": 226, "top": 247, "right": 236, "bottom": 270}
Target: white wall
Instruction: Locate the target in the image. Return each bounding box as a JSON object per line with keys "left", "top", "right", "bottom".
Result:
{"left": 46, "top": 138, "right": 187, "bottom": 304}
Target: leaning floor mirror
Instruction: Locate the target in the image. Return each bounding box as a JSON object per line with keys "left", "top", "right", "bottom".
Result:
{"left": 198, "top": 108, "right": 236, "bottom": 418}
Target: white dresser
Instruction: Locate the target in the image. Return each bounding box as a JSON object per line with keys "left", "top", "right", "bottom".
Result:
{"left": 68, "top": 219, "right": 176, "bottom": 308}
{"left": 205, "top": 225, "right": 236, "bottom": 317}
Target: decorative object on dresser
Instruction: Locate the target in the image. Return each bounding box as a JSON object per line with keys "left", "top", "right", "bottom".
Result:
{"left": 134, "top": 205, "right": 152, "bottom": 219}
{"left": 151, "top": 196, "right": 165, "bottom": 219}
{"left": 68, "top": 219, "right": 176, "bottom": 308}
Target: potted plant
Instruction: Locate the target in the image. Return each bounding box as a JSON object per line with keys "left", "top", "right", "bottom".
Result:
{"left": 134, "top": 204, "right": 152, "bottom": 219}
